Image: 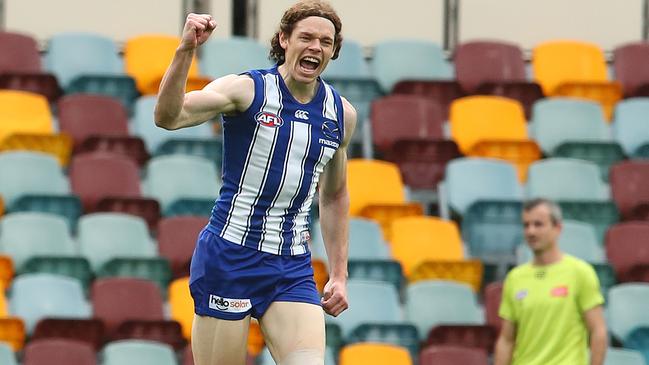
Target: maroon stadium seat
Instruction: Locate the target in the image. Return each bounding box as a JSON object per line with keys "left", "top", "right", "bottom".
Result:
{"left": 610, "top": 161, "right": 649, "bottom": 220}
{"left": 392, "top": 80, "right": 465, "bottom": 121}
{"left": 613, "top": 42, "right": 649, "bottom": 97}
{"left": 389, "top": 139, "right": 461, "bottom": 189}
{"left": 370, "top": 95, "right": 445, "bottom": 157}
{"left": 606, "top": 222, "right": 649, "bottom": 282}
{"left": 23, "top": 338, "right": 96, "bottom": 365}
{"left": 70, "top": 152, "right": 152, "bottom": 213}
{"left": 484, "top": 282, "right": 503, "bottom": 332}
{"left": 114, "top": 320, "right": 186, "bottom": 350}
{"left": 0, "top": 32, "right": 62, "bottom": 101}
{"left": 420, "top": 345, "right": 489, "bottom": 365}
{"left": 95, "top": 197, "right": 161, "bottom": 231}
{"left": 58, "top": 94, "right": 130, "bottom": 149}
{"left": 91, "top": 277, "right": 164, "bottom": 337}
{"left": 32, "top": 318, "right": 105, "bottom": 350}
{"left": 425, "top": 325, "right": 497, "bottom": 354}
{"left": 454, "top": 41, "right": 527, "bottom": 93}
{"left": 77, "top": 135, "right": 149, "bottom": 167}
{"left": 157, "top": 216, "right": 207, "bottom": 278}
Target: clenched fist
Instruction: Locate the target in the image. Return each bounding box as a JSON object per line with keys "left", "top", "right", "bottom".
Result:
{"left": 179, "top": 13, "right": 216, "bottom": 51}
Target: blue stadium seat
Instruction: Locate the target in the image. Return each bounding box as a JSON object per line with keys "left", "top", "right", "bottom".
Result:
{"left": 323, "top": 39, "right": 370, "bottom": 79}
{"left": 613, "top": 97, "right": 649, "bottom": 157}
{"left": 132, "top": 96, "right": 214, "bottom": 154}
{"left": 258, "top": 346, "right": 336, "bottom": 365}
{"left": 310, "top": 218, "right": 390, "bottom": 262}
{"left": 0, "top": 152, "right": 70, "bottom": 206}
{"left": 445, "top": 158, "right": 523, "bottom": 216}
{"left": 9, "top": 273, "right": 91, "bottom": 333}
{"left": 516, "top": 220, "right": 604, "bottom": 264}
{"left": 461, "top": 201, "right": 522, "bottom": 262}
{"left": 143, "top": 155, "right": 220, "bottom": 212}
{"left": 0, "top": 342, "right": 17, "bottom": 365}
{"left": 371, "top": 39, "right": 452, "bottom": 93}
{"left": 608, "top": 283, "right": 649, "bottom": 342}
{"left": 526, "top": 158, "right": 609, "bottom": 201}
{"left": 78, "top": 213, "right": 156, "bottom": 272}
{"left": 604, "top": 348, "right": 646, "bottom": 365}
{"left": 200, "top": 36, "right": 272, "bottom": 79}
{"left": 102, "top": 340, "right": 176, "bottom": 365}
{"left": 0, "top": 212, "right": 76, "bottom": 270}
{"left": 405, "top": 280, "right": 484, "bottom": 340}
{"left": 326, "top": 280, "right": 402, "bottom": 338}
{"left": 626, "top": 327, "right": 649, "bottom": 365}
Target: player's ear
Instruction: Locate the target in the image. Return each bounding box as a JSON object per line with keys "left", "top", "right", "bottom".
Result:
{"left": 279, "top": 31, "right": 289, "bottom": 50}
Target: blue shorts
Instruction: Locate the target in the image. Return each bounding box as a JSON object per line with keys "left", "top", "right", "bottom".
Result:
{"left": 189, "top": 228, "right": 321, "bottom": 320}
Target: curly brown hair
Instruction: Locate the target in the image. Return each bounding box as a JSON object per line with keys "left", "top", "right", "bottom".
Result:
{"left": 269, "top": 0, "right": 343, "bottom": 64}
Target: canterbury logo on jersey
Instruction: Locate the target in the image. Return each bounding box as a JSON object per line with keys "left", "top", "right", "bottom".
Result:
{"left": 294, "top": 110, "right": 309, "bottom": 120}
{"left": 255, "top": 111, "right": 283, "bottom": 128}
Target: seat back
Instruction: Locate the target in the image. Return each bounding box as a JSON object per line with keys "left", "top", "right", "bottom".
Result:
{"left": 606, "top": 223, "right": 649, "bottom": 280}
{"left": 347, "top": 159, "right": 405, "bottom": 216}
{"left": 610, "top": 161, "right": 649, "bottom": 219}
{"left": 613, "top": 42, "right": 649, "bottom": 96}
{"left": 102, "top": 340, "right": 176, "bottom": 365}
{"left": 607, "top": 283, "right": 649, "bottom": 341}
{"left": 0, "top": 151, "right": 69, "bottom": 207}
{"left": 454, "top": 40, "right": 527, "bottom": 93}
{"left": 339, "top": 343, "right": 412, "bottom": 365}
{"left": 200, "top": 36, "right": 272, "bottom": 79}
{"left": 0, "top": 91, "right": 53, "bottom": 143}
{"left": 58, "top": 94, "right": 129, "bottom": 147}
{"left": 0, "top": 31, "right": 41, "bottom": 72}
{"left": 323, "top": 39, "right": 370, "bottom": 78}
{"left": 527, "top": 158, "right": 607, "bottom": 201}
{"left": 23, "top": 338, "right": 97, "bottom": 365}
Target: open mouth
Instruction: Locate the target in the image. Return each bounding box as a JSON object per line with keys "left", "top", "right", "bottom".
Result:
{"left": 299, "top": 56, "right": 321, "bottom": 73}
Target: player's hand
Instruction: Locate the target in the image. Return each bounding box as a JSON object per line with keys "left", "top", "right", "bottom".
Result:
{"left": 321, "top": 277, "right": 348, "bottom": 317}
{"left": 179, "top": 13, "right": 216, "bottom": 51}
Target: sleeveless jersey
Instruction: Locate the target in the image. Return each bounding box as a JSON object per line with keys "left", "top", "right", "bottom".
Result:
{"left": 207, "top": 66, "right": 345, "bottom": 256}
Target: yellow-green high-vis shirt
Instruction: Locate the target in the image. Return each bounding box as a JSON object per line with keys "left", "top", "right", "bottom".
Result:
{"left": 499, "top": 254, "right": 604, "bottom": 365}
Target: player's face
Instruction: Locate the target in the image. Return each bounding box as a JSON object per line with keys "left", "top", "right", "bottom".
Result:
{"left": 280, "top": 16, "right": 336, "bottom": 83}
{"left": 522, "top": 205, "right": 561, "bottom": 254}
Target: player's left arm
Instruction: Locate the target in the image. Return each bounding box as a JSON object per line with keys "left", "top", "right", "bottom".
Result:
{"left": 584, "top": 305, "right": 607, "bottom": 365}
{"left": 319, "top": 97, "right": 357, "bottom": 317}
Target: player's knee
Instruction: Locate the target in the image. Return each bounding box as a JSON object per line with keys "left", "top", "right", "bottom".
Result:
{"left": 279, "top": 349, "right": 324, "bottom": 365}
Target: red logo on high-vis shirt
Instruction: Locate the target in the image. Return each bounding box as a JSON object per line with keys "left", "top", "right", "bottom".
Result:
{"left": 255, "top": 111, "right": 284, "bottom": 128}
{"left": 551, "top": 285, "right": 569, "bottom": 297}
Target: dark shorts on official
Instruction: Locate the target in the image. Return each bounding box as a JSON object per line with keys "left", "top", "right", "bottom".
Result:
{"left": 189, "top": 228, "right": 321, "bottom": 320}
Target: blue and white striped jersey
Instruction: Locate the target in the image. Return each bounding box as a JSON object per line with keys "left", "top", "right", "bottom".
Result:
{"left": 207, "top": 66, "right": 345, "bottom": 256}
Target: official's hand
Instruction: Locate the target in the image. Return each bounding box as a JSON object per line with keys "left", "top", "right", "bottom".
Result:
{"left": 321, "top": 277, "right": 348, "bottom": 317}
{"left": 179, "top": 13, "right": 216, "bottom": 51}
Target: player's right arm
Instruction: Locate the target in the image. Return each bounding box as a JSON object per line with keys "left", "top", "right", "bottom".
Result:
{"left": 154, "top": 13, "right": 253, "bottom": 130}
{"left": 494, "top": 319, "right": 516, "bottom": 365}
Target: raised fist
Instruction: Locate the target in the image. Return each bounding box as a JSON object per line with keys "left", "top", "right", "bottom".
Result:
{"left": 179, "top": 13, "right": 216, "bottom": 51}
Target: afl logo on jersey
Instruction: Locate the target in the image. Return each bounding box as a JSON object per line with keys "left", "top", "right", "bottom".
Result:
{"left": 322, "top": 120, "right": 340, "bottom": 140}
{"left": 255, "top": 111, "right": 284, "bottom": 128}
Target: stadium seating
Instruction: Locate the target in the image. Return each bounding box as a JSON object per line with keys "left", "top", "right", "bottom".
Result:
{"left": 484, "top": 282, "right": 503, "bottom": 331}
{"left": 347, "top": 159, "right": 406, "bottom": 216}
{"left": 405, "top": 280, "right": 484, "bottom": 340}
{"left": 409, "top": 260, "right": 483, "bottom": 292}
{"left": 326, "top": 280, "right": 402, "bottom": 337}
{"left": 388, "top": 139, "right": 462, "bottom": 190}
{"left": 124, "top": 35, "right": 211, "bottom": 95}
{"left": 258, "top": 346, "right": 336, "bottom": 365}
{"left": 0, "top": 318, "right": 26, "bottom": 351}
{"left": 78, "top": 213, "right": 156, "bottom": 271}
{"left": 372, "top": 39, "right": 453, "bottom": 93}
{"left": 610, "top": 161, "right": 649, "bottom": 220}
{"left": 606, "top": 222, "right": 649, "bottom": 282}
{"left": 347, "top": 260, "right": 404, "bottom": 291}
{"left": 461, "top": 200, "right": 522, "bottom": 262}
{"left": 323, "top": 39, "right": 370, "bottom": 79}
{"left": 31, "top": 318, "right": 105, "bottom": 350}
{"left": 23, "top": 338, "right": 97, "bottom": 365}
{"left": 200, "top": 36, "right": 272, "bottom": 79}
{"left": 339, "top": 343, "right": 412, "bottom": 365}
{"left": 392, "top": 80, "right": 465, "bottom": 122}
{"left": 424, "top": 325, "right": 496, "bottom": 354}
{"left": 526, "top": 158, "right": 609, "bottom": 201}
{"left": 420, "top": 345, "right": 489, "bottom": 365}
{"left": 0, "top": 212, "right": 76, "bottom": 270}
{"left": 10, "top": 273, "right": 91, "bottom": 333}
{"left": 0, "top": 31, "right": 61, "bottom": 101}
{"left": 559, "top": 201, "right": 619, "bottom": 246}
{"left": 143, "top": 155, "right": 221, "bottom": 212}
{"left": 0, "top": 342, "right": 16, "bottom": 365}
{"left": 102, "top": 340, "right": 177, "bottom": 365}
{"left": 157, "top": 216, "right": 206, "bottom": 278}
{"left": 0, "top": 255, "right": 14, "bottom": 291}
{"left": 0, "top": 133, "right": 73, "bottom": 167}
{"left": 445, "top": 157, "right": 523, "bottom": 216}
{"left": 154, "top": 138, "right": 223, "bottom": 171}
{"left": 517, "top": 220, "right": 604, "bottom": 264}
{"left": 169, "top": 277, "right": 193, "bottom": 340}
{"left": 626, "top": 328, "right": 649, "bottom": 365}
{"left": 0, "top": 152, "right": 70, "bottom": 207}
{"left": 310, "top": 218, "right": 390, "bottom": 262}
{"left": 614, "top": 41, "right": 649, "bottom": 97}
{"left": 608, "top": 283, "right": 649, "bottom": 342}
{"left": 614, "top": 98, "right": 649, "bottom": 157}
{"left": 358, "top": 202, "right": 424, "bottom": 241}
{"left": 10, "top": 195, "right": 82, "bottom": 232}
{"left": 532, "top": 40, "right": 621, "bottom": 119}
{"left": 0, "top": 90, "right": 53, "bottom": 143}
{"left": 604, "top": 348, "right": 646, "bottom": 365}
{"left": 347, "top": 323, "right": 420, "bottom": 360}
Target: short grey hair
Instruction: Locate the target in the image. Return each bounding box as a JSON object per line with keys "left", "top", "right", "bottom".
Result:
{"left": 523, "top": 198, "right": 563, "bottom": 225}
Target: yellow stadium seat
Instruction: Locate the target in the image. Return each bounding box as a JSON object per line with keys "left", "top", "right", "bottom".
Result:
{"left": 339, "top": 343, "right": 412, "bottom": 365}
{"left": 359, "top": 203, "right": 424, "bottom": 242}
{"left": 390, "top": 217, "right": 464, "bottom": 276}
{"left": 450, "top": 96, "right": 539, "bottom": 180}
{"left": 0, "top": 318, "right": 25, "bottom": 351}
{"left": 533, "top": 40, "right": 621, "bottom": 120}
{"left": 0, "top": 256, "right": 13, "bottom": 294}
{"left": 347, "top": 159, "right": 406, "bottom": 216}
{"left": 124, "top": 35, "right": 212, "bottom": 95}
{"left": 0, "top": 90, "right": 53, "bottom": 143}
{"left": 0, "top": 133, "right": 73, "bottom": 166}
{"left": 169, "top": 277, "right": 194, "bottom": 340}
{"left": 409, "top": 259, "right": 483, "bottom": 291}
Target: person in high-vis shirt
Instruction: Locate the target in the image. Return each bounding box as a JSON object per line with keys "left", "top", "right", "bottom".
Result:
{"left": 494, "top": 198, "right": 608, "bottom": 365}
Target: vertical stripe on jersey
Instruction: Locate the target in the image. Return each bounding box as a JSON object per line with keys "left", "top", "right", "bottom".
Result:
{"left": 221, "top": 73, "right": 282, "bottom": 245}
{"left": 290, "top": 146, "right": 337, "bottom": 254}
{"left": 323, "top": 84, "right": 338, "bottom": 121}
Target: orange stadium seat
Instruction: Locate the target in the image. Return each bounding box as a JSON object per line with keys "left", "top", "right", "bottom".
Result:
{"left": 449, "top": 96, "right": 540, "bottom": 181}
{"left": 409, "top": 260, "right": 483, "bottom": 291}
{"left": 124, "top": 35, "right": 212, "bottom": 95}
{"left": 0, "top": 196, "right": 4, "bottom": 216}
{"left": 390, "top": 217, "right": 464, "bottom": 276}
{"left": 347, "top": 159, "right": 406, "bottom": 216}
{"left": 0, "top": 133, "right": 72, "bottom": 166}
{"left": 0, "top": 255, "right": 14, "bottom": 292}
{"left": 533, "top": 40, "right": 622, "bottom": 120}
{"left": 339, "top": 343, "right": 413, "bottom": 365}
{"left": 169, "top": 277, "right": 193, "bottom": 340}
{"left": 358, "top": 202, "right": 424, "bottom": 242}
{"left": 311, "top": 258, "right": 329, "bottom": 294}
{"left": 0, "top": 90, "right": 53, "bottom": 143}
{"left": 0, "top": 318, "right": 26, "bottom": 350}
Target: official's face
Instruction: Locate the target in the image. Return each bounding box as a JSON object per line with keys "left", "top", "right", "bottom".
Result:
{"left": 522, "top": 204, "right": 561, "bottom": 253}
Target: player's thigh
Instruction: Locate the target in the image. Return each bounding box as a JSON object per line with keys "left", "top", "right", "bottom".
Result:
{"left": 259, "top": 301, "right": 325, "bottom": 363}
{"left": 191, "top": 314, "right": 251, "bottom": 365}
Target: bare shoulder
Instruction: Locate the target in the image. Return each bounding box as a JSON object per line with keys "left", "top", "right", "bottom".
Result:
{"left": 341, "top": 97, "right": 357, "bottom": 146}
{"left": 203, "top": 73, "right": 255, "bottom": 113}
